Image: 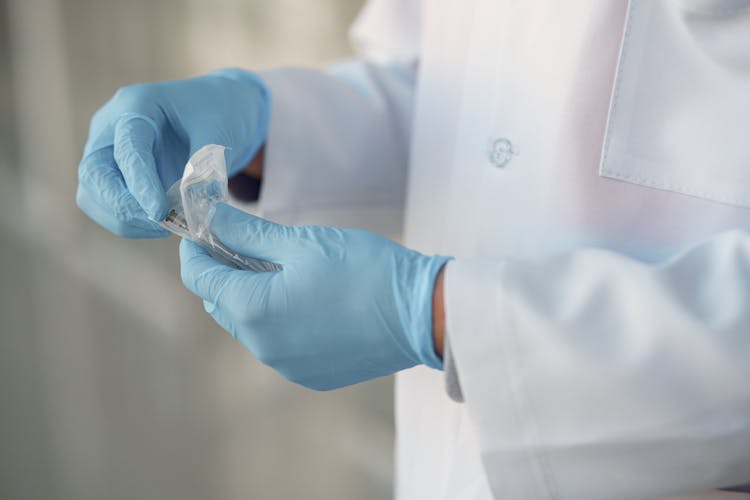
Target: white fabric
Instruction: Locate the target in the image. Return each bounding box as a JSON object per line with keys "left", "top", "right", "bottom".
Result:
{"left": 258, "top": 61, "right": 414, "bottom": 233}
{"left": 257, "top": 0, "right": 750, "bottom": 498}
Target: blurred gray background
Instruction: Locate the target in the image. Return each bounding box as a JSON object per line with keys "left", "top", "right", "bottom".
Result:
{"left": 0, "top": 1, "right": 401, "bottom": 499}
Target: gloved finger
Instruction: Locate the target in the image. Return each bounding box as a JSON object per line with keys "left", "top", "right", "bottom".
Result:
{"left": 209, "top": 203, "right": 292, "bottom": 262}
{"left": 77, "top": 183, "right": 170, "bottom": 238}
{"left": 179, "top": 238, "right": 246, "bottom": 305}
{"left": 180, "top": 240, "right": 244, "bottom": 341}
{"left": 77, "top": 147, "right": 169, "bottom": 238}
{"left": 112, "top": 115, "right": 169, "bottom": 221}
{"left": 202, "top": 299, "right": 241, "bottom": 340}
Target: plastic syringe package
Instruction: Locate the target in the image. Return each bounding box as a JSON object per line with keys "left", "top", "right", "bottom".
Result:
{"left": 159, "top": 144, "right": 281, "bottom": 273}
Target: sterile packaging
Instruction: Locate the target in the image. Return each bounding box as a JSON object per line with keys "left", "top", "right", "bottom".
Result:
{"left": 159, "top": 144, "right": 281, "bottom": 272}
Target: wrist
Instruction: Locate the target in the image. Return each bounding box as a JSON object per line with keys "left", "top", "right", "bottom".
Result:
{"left": 242, "top": 146, "right": 264, "bottom": 178}
{"left": 432, "top": 265, "right": 446, "bottom": 359}
{"left": 227, "top": 147, "right": 265, "bottom": 202}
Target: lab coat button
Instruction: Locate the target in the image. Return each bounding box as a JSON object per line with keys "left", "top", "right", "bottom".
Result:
{"left": 489, "top": 138, "right": 516, "bottom": 168}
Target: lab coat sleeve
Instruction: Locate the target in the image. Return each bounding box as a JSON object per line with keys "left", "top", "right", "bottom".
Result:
{"left": 445, "top": 230, "right": 750, "bottom": 500}
{"left": 253, "top": 0, "right": 421, "bottom": 233}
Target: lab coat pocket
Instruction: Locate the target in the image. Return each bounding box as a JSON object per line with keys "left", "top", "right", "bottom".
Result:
{"left": 600, "top": 0, "right": 750, "bottom": 208}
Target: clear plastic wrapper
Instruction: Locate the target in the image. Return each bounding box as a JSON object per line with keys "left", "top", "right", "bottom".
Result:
{"left": 159, "top": 145, "right": 281, "bottom": 273}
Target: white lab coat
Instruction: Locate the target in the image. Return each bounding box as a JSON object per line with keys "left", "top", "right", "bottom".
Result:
{"left": 256, "top": 0, "right": 750, "bottom": 498}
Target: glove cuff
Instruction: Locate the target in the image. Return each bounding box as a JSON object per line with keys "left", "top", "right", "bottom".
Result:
{"left": 208, "top": 68, "right": 271, "bottom": 177}
{"left": 402, "top": 253, "right": 453, "bottom": 370}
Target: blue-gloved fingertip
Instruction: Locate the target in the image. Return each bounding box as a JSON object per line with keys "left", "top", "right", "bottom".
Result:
{"left": 209, "top": 202, "right": 262, "bottom": 238}
{"left": 148, "top": 202, "right": 170, "bottom": 222}
{"left": 179, "top": 238, "right": 240, "bottom": 304}
{"left": 208, "top": 203, "right": 288, "bottom": 264}
{"left": 203, "top": 299, "right": 218, "bottom": 314}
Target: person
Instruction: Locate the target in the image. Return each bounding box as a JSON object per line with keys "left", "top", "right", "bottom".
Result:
{"left": 76, "top": 1, "right": 750, "bottom": 498}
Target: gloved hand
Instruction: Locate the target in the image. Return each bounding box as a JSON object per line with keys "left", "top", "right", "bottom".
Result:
{"left": 179, "top": 203, "right": 451, "bottom": 390}
{"left": 76, "top": 69, "right": 269, "bottom": 238}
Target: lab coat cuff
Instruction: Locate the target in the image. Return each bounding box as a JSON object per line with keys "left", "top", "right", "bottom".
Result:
{"left": 443, "top": 330, "right": 465, "bottom": 402}
{"left": 444, "top": 258, "right": 511, "bottom": 412}
{"left": 444, "top": 258, "right": 511, "bottom": 408}
{"left": 444, "top": 258, "right": 551, "bottom": 498}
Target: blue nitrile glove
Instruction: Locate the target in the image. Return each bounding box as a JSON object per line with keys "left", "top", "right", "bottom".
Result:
{"left": 179, "top": 203, "right": 451, "bottom": 390}
{"left": 76, "top": 69, "right": 269, "bottom": 238}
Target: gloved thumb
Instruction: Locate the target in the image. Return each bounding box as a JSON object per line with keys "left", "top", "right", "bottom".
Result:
{"left": 209, "top": 203, "right": 291, "bottom": 263}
